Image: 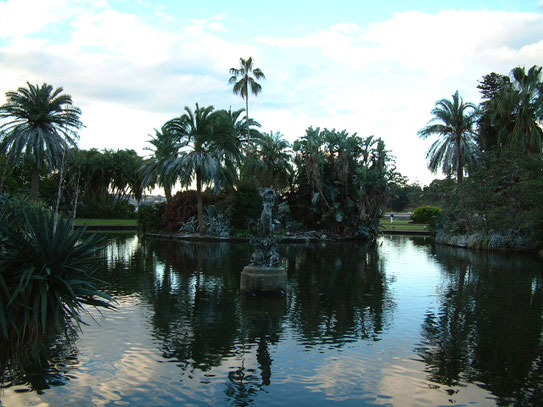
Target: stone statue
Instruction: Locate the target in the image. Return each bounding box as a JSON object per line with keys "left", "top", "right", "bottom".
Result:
{"left": 241, "top": 187, "right": 286, "bottom": 295}
{"left": 259, "top": 188, "right": 275, "bottom": 237}
{"left": 249, "top": 188, "right": 281, "bottom": 268}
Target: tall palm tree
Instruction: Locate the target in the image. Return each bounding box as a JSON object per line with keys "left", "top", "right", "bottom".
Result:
{"left": 242, "top": 131, "right": 293, "bottom": 190}
{"left": 165, "top": 104, "right": 240, "bottom": 234}
{"left": 418, "top": 91, "right": 479, "bottom": 184}
{"left": 141, "top": 125, "right": 180, "bottom": 203}
{"left": 0, "top": 82, "right": 82, "bottom": 200}
{"left": 229, "top": 57, "right": 265, "bottom": 144}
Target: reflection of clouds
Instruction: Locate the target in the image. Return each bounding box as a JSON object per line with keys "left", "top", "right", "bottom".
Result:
{"left": 304, "top": 352, "right": 494, "bottom": 405}
{"left": 377, "top": 358, "right": 493, "bottom": 406}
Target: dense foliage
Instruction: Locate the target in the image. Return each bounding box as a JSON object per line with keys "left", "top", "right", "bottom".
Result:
{"left": 423, "top": 65, "right": 543, "bottom": 250}
{"left": 411, "top": 205, "right": 443, "bottom": 227}
{"left": 290, "top": 128, "right": 389, "bottom": 237}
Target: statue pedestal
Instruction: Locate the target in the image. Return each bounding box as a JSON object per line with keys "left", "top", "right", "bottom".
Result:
{"left": 240, "top": 265, "right": 287, "bottom": 295}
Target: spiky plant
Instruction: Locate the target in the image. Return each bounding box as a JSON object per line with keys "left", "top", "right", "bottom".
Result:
{"left": 0, "top": 206, "right": 113, "bottom": 369}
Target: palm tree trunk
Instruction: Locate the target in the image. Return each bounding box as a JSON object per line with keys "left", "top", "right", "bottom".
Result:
{"left": 30, "top": 164, "right": 40, "bottom": 201}
{"left": 245, "top": 94, "right": 250, "bottom": 145}
{"left": 54, "top": 151, "right": 66, "bottom": 231}
{"left": 196, "top": 168, "right": 205, "bottom": 235}
{"left": 165, "top": 184, "right": 172, "bottom": 204}
{"left": 71, "top": 169, "right": 81, "bottom": 230}
{"left": 456, "top": 138, "right": 463, "bottom": 184}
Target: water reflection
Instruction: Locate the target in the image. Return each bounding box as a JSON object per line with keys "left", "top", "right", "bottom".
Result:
{"left": 416, "top": 244, "right": 543, "bottom": 405}
{"left": 91, "top": 238, "right": 392, "bottom": 406}
{"left": 4, "top": 235, "right": 543, "bottom": 406}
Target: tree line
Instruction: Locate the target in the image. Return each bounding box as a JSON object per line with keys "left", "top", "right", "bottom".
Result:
{"left": 414, "top": 65, "right": 543, "bottom": 250}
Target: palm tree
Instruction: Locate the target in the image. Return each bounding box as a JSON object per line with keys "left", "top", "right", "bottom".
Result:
{"left": 229, "top": 57, "right": 265, "bottom": 144}
{"left": 141, "top": 125, "right": 180, "bottom": 203}
{"left": 242, "top": 131, "right": 293, "bottom": 190}
{"left": 165, "top": 104, "right": 240, "bottom": 235}
{"left": 509, "top": 65, "right": 543, "bottom": 153}
{"left": 418, "top": 91, "right": 479, "bottom": 184}
{"left": 0, "top": 83, "right": 82, "bottom": 200}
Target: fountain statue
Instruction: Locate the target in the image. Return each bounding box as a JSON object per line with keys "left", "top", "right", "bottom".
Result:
{"left": 240, "top": 188, "right": 287, "bottom": 295}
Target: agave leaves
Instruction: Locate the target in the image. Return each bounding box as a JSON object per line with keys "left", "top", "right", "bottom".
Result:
{"left": 0, "top": 207, "right": 114, "bottom": 365}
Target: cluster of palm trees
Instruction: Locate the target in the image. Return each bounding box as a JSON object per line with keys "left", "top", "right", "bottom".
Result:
{"left": 0, "top": 56, "right": 393, "bottom": 237}
{"left": 419, "top": 65, "right": 543, "bottom": 183}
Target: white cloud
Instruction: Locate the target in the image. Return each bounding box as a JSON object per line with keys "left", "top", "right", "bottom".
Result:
{"left": 0, "top": 6, "right": 542, "bottom": 185}
{"left": 0, "top": 0, "right": 69, "bottom": 37}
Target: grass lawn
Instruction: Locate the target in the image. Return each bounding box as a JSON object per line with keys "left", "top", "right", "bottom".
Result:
{"left": 380, "top": 218, "right": 429, "bottom": 232}
{"left": 74, "top": 218, "right": 138, "bottom": 226}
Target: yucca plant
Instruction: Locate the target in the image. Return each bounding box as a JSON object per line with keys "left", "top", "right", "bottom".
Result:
{"left": 0, "top": 206, "right": 114, "bottom": 369}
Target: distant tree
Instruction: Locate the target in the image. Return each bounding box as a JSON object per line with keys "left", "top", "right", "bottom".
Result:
{"left": 477, "top": 72, "right": 511, "bottom": 150}
{"left": 418, "top": 91, "right": 479, "bottom": 184}
{"left": 141, "top": 125, "right": 180, "bottom": 203}
{"left": 229, "top": 57, "right": 265, "bottom": 144}
{"left": 0, "top": 83, "right": 82, "bottom": 200}
{"left": 292, "top": 127, "right": 389, "bottom": 235}
{"left": 477, "top": 66, "right": 543, "bottom": 154}
{"left": 242, "top": 131, "right": 293, "bottom": 190}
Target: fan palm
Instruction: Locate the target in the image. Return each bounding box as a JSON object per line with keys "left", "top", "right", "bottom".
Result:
{"left": 165, "top": 104, "right": 241, "bottom": 234}
{"left": 418, "top": 91, "right": 479, "bottom": 184}
{"left": 229, "top": 57, "right": 265, "bottom": 144}
{"left": 0, "top": 83, "right": 82, "bottom": 200}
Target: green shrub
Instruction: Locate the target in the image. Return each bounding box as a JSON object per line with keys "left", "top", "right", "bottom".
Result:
{"left": 227, "top": 183, "right": 262, "bottom": 230}
{"left": 411, "top": 205, "right": 443, "bottom": 225}
{"left": 0, "top": 207, "right": 114, "bottom": 369}
{"left": 78, "top": 200, "right": 136, "bottom": 219}
{"left": 137, "top": 203, "right": 165, "bottom": 234}
{"left": 161, "top": 190, "right": 222, "bottom": 232}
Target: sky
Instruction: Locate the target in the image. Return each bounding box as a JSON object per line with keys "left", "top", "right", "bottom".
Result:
{"left": 0, "top": 0, "right": 542, "bottom": 186}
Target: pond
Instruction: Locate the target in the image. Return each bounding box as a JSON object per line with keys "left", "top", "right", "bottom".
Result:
{"left": 2, "top": 234, "right": 542, "bottom": 406}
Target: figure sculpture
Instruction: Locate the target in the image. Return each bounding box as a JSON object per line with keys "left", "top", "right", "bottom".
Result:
{"left": 241, "top": 187, "right": 286, "bottom": 295}
{"left": 249, "top": 188, "right": 281, "bottom": 268}
{"left": 259, "top": 188, "right": 275, "bottom": 237}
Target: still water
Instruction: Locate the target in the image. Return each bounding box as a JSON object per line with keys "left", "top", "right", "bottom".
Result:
{"left": 2, "top": 234, "right": 542, "bottom": 406}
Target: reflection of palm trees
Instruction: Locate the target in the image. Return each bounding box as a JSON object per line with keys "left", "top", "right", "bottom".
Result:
{"left": 286, "top": 242, "right": 392, "bottom": 345}
{"left": 93, "top": 237, "right": 391, "bottom": 406}
{"left": 416, "top": 245, "right": 543, "bottom": 404}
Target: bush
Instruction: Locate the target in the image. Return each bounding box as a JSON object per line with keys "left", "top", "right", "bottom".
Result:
{"left": 137, "top": 203, "right": 165, "bottom": 234}
{"left": 178, "top": 205, "right": 230, "bottom": 237}
{"left": 161, "top": 190, "right": 222, "bottom": 232}
{"left": 411, "top": 205, "right": 443, "bottom": 225}
{"left": 78, "top": 200, "right": 136, "bottom": 219}
{"left": 227, "top": 183, "right": 262, "bottom": 230}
